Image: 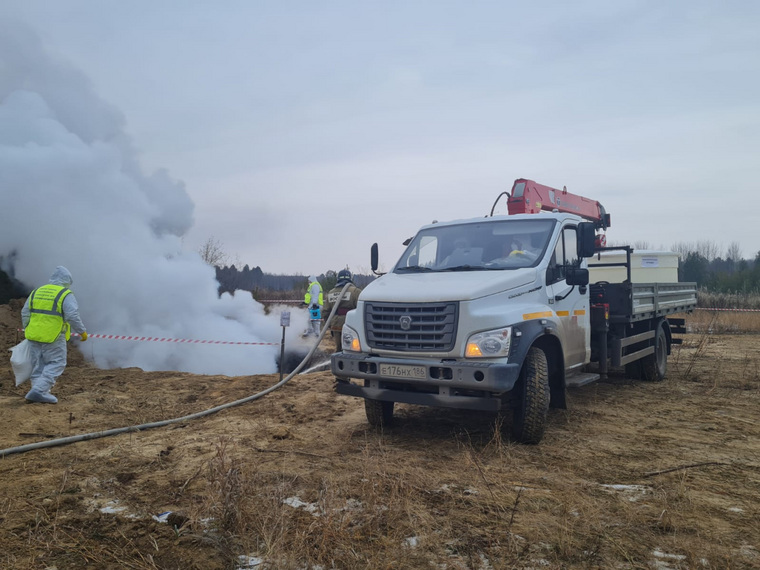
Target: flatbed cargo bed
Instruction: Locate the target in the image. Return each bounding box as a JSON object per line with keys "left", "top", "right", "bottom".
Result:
{"left": 590, "top": 281, "right": 697, "bottom": 324}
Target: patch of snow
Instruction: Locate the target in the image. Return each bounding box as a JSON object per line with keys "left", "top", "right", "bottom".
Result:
{"left": 653, "top": 549, "right": 686, "bottom": 560}
{"left": 652, "top": 549, "right": 687, "bottom": 569}
{"left": 236, "top": 554, "right": 263, "bottom": 569}
{"left": 341, "top": 498, "right": 363, "bottom": 511}
{"left": 438, "top": 483, "right": 480, "bottom": 495}
{"left": 600, "top": 483, "right": 651, "bottom": 502}
{"left": 98, "top": 500, "right": 126, "bottom": 514}
{"left": 283, "top": 496, "right": 322, "bottom": 516}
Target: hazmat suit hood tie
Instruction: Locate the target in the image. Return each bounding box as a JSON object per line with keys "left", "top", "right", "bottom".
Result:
{"left": 49, "top": 266, "right": 73, "bottom": 288}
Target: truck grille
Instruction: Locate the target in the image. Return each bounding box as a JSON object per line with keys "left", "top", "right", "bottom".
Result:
{"left": 364, "top": 302, "right": 459, "bottom": 352}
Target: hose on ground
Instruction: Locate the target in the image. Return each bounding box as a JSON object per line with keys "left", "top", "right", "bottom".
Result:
{"left": 0, "top": 283, "right": 351, "bottom": 458}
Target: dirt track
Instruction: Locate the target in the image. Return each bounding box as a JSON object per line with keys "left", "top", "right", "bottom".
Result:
{"left": 1, "top": 302, "right": 759, "bottom": 569}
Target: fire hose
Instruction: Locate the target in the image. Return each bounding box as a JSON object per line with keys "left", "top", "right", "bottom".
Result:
{"left": 0, "top": 282, "right": 351, "bottom": 458}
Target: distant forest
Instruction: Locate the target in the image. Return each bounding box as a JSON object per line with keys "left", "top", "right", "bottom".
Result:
{"left": 215, "top": 265, "right": 376, "bottom": 298}
{"left": 679, "top": 253, "right": 760, "bottom": 295}
{"left": 663, "top": 241, "right": 760, "bottom": 295}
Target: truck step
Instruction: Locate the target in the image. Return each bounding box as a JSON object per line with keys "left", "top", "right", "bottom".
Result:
{"left": 566, "top": 372, "right": 600, "bottom": 387}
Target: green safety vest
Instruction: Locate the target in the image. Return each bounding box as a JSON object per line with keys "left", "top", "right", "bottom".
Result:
{"left": 25, "top": 284, "right": 72, "bottom": 343}
{"left": 304, "top": 281, "right": 323, "bottom": 306}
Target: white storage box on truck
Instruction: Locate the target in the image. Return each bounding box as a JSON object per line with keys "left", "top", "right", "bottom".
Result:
{"left": 331, "top": 178, "right": 697, "bottom": 444}
{"left": 588, "top": 250, "right": 679, "bottom": 283}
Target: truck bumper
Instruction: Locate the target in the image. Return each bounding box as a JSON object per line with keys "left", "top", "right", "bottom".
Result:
{"left": 331, "top": 352, "right": 521, "bottom": 411}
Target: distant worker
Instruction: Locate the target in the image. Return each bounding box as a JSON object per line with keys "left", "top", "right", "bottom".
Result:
{"left": 303, "top": 275, "right": 323, "bottom": 337}
{"left": 21, "top": 266, "right": 88, "bottom": 404}
{"left": 322, "top": 270, "right": 362, "bottom": 351}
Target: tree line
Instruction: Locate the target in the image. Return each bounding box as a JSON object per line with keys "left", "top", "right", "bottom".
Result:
{"left": 197, "top": 236, "right": 376, "bottom": 298}
{"left": 677, "top": 248, "right": 760, "bottom": 294}
{"left": 215, "top": 265, "right": 376, "bottom": 298}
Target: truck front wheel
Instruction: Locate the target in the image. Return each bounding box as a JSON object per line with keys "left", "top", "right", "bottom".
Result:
{"left": 641, "top": 323, "right": 668, "bottom": 382}
{"left": 365, "top": 399, "right": 394, "bottom": 428}
{"left": 511, "top": 346, "right": 550, "bottom": 444}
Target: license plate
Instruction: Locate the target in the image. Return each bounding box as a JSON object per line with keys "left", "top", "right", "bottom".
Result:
{"left": 379, "top": 363, "right": 426, "bottom": 380}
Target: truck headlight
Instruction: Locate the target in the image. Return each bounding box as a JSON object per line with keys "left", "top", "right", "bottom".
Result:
{"left": 342, "top": 325, "right": 361, "bottom": 352}
{"left": 465, "top": 327, "right": 512, "bottom": 358}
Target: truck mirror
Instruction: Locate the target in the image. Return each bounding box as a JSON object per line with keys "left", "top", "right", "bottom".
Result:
{"left": 565, "top": 266, "right": 589, "bottom": 287}
{"left": 371, "top": 243, "right": 379, "bottom": 272}
{"left": 577, "top": 222, "right": 596, "bottom": 258}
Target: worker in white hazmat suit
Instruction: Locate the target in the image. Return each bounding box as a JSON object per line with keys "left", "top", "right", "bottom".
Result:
{"left": 21, "top": 266, "right": 88, "bottom": 404}
{"left": 303, "top": 275, "right": 323, "bottom": 337}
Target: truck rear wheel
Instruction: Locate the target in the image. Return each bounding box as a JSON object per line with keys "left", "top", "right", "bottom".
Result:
{"left": 512, "top": 347, "right": 550, "bottom": 444}
{"left": 641, "top": 323, "right": 668, "bottom": 382}
{"left": 624, "top": 360, "right": 642, "bottom": 380}
{"left": 365, "top": 399, "right": 394, "bottom": 428}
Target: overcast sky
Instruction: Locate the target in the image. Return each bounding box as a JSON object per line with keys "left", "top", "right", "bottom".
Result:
{"left": 3, "top": 0, "right": 760, "bottom": 275}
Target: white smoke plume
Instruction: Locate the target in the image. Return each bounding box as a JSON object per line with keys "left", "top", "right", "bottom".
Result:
{"left": 0, "top": 21, "right": 314, "bottom": 375}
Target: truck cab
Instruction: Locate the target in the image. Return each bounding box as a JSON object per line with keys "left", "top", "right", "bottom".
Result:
{"left": 332, "top": 211, "right": 596, "bottom": 443}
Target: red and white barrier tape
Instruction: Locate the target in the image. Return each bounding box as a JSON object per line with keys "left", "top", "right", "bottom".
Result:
{"left": 695, "top": 308, "right": 760, "bottom": 313}
{"left": 257, "top": 301, "right": 760, "bottom": 312}
{"left": 17, "top": 330, "right": 279, "bottom": 346}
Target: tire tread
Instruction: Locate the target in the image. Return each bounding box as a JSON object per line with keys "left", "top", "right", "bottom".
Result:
{"left": 365, "top": 399, "right": 394, "bottom": 428}
{"left": 641, "top": 323, "right": 667, "bottom": 382}
{"left": 512, "top": 347, "right": 550, "bottom": 444}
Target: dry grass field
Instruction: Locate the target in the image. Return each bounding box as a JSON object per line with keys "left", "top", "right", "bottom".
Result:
{"left": 689, "top": 307, "right": 760, "bottom": 335}
{"left": 1, "top": 303, "right": 758, "bottom": 569}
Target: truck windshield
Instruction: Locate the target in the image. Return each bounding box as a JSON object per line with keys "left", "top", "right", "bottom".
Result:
{"left": 395, "top": 219, "right": 556, "bottom": 273}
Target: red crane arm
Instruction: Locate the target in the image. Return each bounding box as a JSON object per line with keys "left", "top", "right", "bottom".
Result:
{"left": 507, "top": 179, "right": 610, "bottom": 229}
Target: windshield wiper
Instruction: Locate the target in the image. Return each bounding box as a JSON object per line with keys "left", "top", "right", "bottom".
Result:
{"left": 396, "top": 265, "right": 436, "bottom": 272}
{"left": 439, "top": 265, "right": 491, "bottom": 272}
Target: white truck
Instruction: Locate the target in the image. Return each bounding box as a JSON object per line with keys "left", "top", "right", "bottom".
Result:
{"left": 331, "top": 179, "right": 697, "bottom": 443}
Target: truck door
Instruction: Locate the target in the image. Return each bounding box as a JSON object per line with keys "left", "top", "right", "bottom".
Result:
{"left": 546, "top": 225, "right": 590, "bottom": 370}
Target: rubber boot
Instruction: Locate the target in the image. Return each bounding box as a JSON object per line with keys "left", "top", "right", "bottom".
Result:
{"left": 25, "top": 388, "right": 58, "bottom": 404}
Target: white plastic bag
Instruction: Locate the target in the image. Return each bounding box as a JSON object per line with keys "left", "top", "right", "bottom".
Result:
{"left": 10, "top": 340, "right": 33, "bottom": 386}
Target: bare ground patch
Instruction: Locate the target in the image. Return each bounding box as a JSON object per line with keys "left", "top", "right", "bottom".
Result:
{"left": 1, "top": 304, "right": 758, "bottom": 569}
